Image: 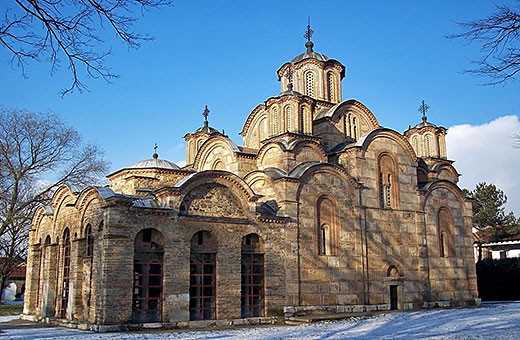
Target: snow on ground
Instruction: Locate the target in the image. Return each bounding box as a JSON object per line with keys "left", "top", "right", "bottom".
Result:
{"left": 1, "top": 302, "right": 519, "bottom": 339}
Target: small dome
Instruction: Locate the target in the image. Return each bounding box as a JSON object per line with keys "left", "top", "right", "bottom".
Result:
{"left": 130, "top": 153, "right": 180, "bottom": 170}
{"left": 413, "top": 120, "right": 438, "bottom": 129}
{"left": 291, "top": 50, "right": 329, "bottom": 63}
{"left": 291, "top": 40, "right": 329, "bottom": 63}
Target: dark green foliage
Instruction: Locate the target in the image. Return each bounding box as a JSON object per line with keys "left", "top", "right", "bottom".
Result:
{"left": 467, "top": 182, "right": 515, "bottom": 229}
{"left": 476, "top": 258, "right": 520, "bottom": 301}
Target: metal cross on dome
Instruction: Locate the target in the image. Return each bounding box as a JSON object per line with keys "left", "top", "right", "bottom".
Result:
{"left": 418, "top": 100, "right": 430, "bottom": 117}
{"left": 304, "top": 17, "right": 314, "bottom": 41}
{"left": 202, "top": 105, "right": 210, "bottom": 122}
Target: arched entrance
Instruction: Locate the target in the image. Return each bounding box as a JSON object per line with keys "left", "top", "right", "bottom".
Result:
{"left": 385, "top": 265, "right": 403, "bottom": 311}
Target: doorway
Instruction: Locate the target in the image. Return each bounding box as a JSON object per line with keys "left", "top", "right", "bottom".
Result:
{"left": 390, "top": 285, "right": 398, "bottom": 310}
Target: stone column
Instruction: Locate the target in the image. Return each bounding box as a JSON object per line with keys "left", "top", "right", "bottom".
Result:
{"left": 23, "top": 243, "right": 41, "bottom": 315}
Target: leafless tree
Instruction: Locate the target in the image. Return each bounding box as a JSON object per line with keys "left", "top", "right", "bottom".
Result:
{"left": 449, "top": 1, "right": 520, "bottom": 85}
{"left": 0, "top": 1, "right": 172, "bottom": 95}
{"left": 0, "top": 109, "right": 108, "bottom": 302}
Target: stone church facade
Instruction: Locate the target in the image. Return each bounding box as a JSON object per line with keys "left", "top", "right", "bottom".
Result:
{"left": 23, "top": 34, "right": 479, "bottom": 330}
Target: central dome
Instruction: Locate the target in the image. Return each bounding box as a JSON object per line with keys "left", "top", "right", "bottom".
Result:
{"left": 130, "top": 153, "right": 180, "bottom": 170}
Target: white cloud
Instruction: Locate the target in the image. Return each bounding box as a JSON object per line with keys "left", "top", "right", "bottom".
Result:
{"left": 446, "top": 115, "right": 520, "bottom": 215}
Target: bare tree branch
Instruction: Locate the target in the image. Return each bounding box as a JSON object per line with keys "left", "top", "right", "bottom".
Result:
{"left": 0, "top": 1, "right": 172, "bottom": 96}
{"left": 449, "top": 1, "right": 520, "bottom": 85}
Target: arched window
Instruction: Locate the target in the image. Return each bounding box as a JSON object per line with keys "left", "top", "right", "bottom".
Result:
{"left": 60, "top": 228, "right": 71, "bottom": 319}
{"left": 437, "top": 208, "right": 453, "bottom": 257}
{"left": 343, "top": 114, "right": 348, "bottom": 138}
{"left": 352, "top": 116, "right": 358, "bottom": 140}
{"left": 241, "top": 234, "right": 265, "bottom": 318}
{"left": 212, "top": 159, "right": 224, "bottom": 170}
{"left": 259, "top": 117, "right": 268, "bottom": 142}
{"left": 300, "top": 107, "right": 305, "bottom": 133}
{"left": 270, "top": 107, "right": 278, "bottom": 135}
{"left": 411, "top": 135, "right": 419, "bottom": 156}
{"left": 316, "top": 196, "right": 337, "bottom": 256}
{"left": 190, "top": 231, "right": 217, "bottom": 320}
{"left": 424, "top": 134, "right": 433, "bottom": 157}
{"left": 378, "top": 154, "right": 399, "bottom": 209}
{"left": 305, "top": 71, "right": 314, "bottom": 97}
{"left": 132, "top": 228, "right": 164, "bottom": 323}
{"left": 301, "top": 106, "right": 312, "bottom": 134}
{"left": 285, "top": 105, "right": 292, "bottom": 132}
{"left": 327, "top": 72, "right": 335, "bottom": 101}
{"left": 86, "top": 224, "right": 94, "bottom": 257}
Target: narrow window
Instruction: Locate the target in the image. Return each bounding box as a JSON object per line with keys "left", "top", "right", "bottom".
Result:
{"left": 270, "top": 107, "right": 279, "bottom": 135}
{"left": 352, "top": 116, "right": 358, "bottom": 140}
{"left": 299, "top": 107, "right": 305, "bottom": 133}
{"left": 285, "top": 105, "right": 292, "bottom": 132}
{"left": 241, "top": 234, "right": 265, "bottom": 318}
{"left": 412, "top": 136, "right": 419, "bottom": 156}
{"left": 439, "top": 232, "right": 445, "bottom": 257}
{"left": 86, "top": 224, "right": 94, "bottom": 257}
{"left": 60, "top": 228, "right": 71, "bottom": 319}
{"left": 343, "top": 114, "right": 348, "bottom": 138}
{"left": 438, "top": 208, "right": 453, "bottom": 257}
{"left": 327, "top": 72, "right": 335, "bottom": 101}
{"left": 378, "top": 154, "right": 398, "bottom": 209}
{"left": 316, "top": 196, "right": 336, "bottom": 256}
{"left": 425, "top": 134, "right": 433, "bottom": 157}
{"left": 132, "top": 228, "right": 164, "bottom": 323}
{"left": 318, "top": 224, "right": 330, "bottom": 255}
{"left": 190, "top": 231, "right": 217, "bottom": 320}
{"left": 305, "top": 72, "right": 314, "bottom": 97}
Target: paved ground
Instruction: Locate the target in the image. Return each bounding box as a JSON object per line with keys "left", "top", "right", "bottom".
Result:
{"left": 1, "top": 302, "right": 519, "bottom": 339}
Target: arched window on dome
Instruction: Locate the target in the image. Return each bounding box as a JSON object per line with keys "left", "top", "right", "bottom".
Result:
{"left": 411, "top": 135, "right": 419, "bottom": 156}
{"left": 424, "top": 134, "right": 434, "bottom": 157}
{"left": 352, "top": 116, "right": 358, "bottom": 140}
{"left": 327, "top": 72, "right": 335, "bottom": 102}
{"left": 259, "top": 117, "right": 268, "bottom": 144}
{"left": 270, "top": 107, "right": 279, "bottom": 135}
{"left": 285, "top": 105, "right": 293, "bottom": 132}
{"left": 305, "top": 71, "right": 315, "bottom": 97}
{"left": 301, "top": 106, "right": 312, "bottom": 134}
{"left": 343, "top": 113, "right": 348, "bottom": 138}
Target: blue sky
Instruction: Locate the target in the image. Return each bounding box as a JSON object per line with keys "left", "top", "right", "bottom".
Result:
{"left": 1, "top": 1, "right": 519, "bottom": 211}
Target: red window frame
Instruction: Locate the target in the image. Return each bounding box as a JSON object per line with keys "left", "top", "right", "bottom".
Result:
{"left": 132, "top": 252, "right": 163, "bottom": 323}
{"left": 189, "top": 252, "right": 216, "bottom": 320}
{"left": 241, "top": 253, "right": 264, "bottom": 318}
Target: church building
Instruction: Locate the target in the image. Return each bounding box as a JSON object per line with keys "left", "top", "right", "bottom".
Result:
{"left": 23, "top": 29, "right": 479, "bottom": 330}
